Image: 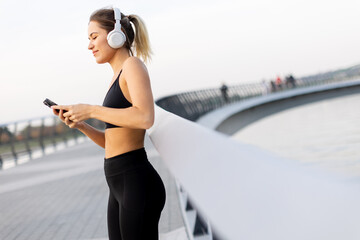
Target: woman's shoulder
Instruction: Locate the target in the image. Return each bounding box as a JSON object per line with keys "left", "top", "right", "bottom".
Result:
{"left": 122, "top": 56, "right": 149, "bottom": 82}
{"left": 123, "top": 56, "right": 146, "bottom": 70}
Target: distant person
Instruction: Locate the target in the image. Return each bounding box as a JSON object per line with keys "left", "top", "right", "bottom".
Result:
{"left": 285, "top": 74, "right": 296, "bottom": 89}
{"left": 276, "top": 75, "right": 282, "bottom": 90}
{"left": 220, "top": 82, "right": 229, "bottom": 103}
{"left": 285, "top": 75, "right": 291, "bottom": 88}
{"left": 288, "top": 74, "right": 296, "bottom": 88}
{"left": 270, "top": 80, "right": 277, "bottom": 92}
{"left": 51, "top": 7, "right": 165, "bottom": 240}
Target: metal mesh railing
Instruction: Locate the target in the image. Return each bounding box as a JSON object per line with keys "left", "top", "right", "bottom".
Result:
{"left": 155, "top": 74, "right": 360, "bottom": 122}
{"left": 0, "top": 117, "right": 105, "bottom": 169}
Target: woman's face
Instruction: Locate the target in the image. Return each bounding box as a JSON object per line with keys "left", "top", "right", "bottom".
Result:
{"left": 88, "top": 21, "right": 116, "bottom": 64}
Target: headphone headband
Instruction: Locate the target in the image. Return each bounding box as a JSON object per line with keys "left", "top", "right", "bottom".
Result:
{"left": 113, "top": 7, "right": 121, "bottom": 20}
{"left": 113, "top": 7, "right": 121, "bottom": 31}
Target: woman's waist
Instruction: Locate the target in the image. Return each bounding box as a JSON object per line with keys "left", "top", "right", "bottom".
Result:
{"left": 105, "top": 142, "right": 145, "bottom": 159}
{"left": 104, "top": 146, "right": 149, "bottom": 177}
{"left": 105, "top": 128, "right": 145, "bottom": 143}
{"left": 104, "top": 129, "right": 145, "bottom": 157}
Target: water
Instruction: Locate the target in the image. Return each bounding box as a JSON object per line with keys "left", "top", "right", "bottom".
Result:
{"left": 232, "top": 92, "right": 360, "bottom": 177}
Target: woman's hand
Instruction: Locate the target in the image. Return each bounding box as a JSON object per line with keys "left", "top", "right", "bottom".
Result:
{"left": 51, "top": 104, "right": 93, "bottom": 126}
{"left": 52, "top": 108, "right": 83, "bottom": 129}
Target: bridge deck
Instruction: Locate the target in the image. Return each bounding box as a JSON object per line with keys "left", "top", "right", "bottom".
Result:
{"left": 0, "top": 134, "right": 186, "bottom": 240}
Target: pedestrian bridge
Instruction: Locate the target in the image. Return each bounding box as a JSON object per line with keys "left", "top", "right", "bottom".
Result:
{"left": 1, "top": 77, "right": 360, "bottom": 240}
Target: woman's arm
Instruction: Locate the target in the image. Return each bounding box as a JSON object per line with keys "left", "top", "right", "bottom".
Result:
{"left": 77, "top": 121, "right": 105, "bottom": 148}
{"left": 90, "top": 104, "right": 153, "bottom": 129}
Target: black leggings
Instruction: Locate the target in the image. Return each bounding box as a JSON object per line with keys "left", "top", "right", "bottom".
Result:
{"left": 104, "top": 147, "right": 166, "bottom": 240}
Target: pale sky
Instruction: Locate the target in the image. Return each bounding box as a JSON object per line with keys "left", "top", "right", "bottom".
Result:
{"left": 0, "top": 0, "right": 359, "bottom": 124}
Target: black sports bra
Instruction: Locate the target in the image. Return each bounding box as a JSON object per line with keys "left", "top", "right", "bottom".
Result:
{"left": 102, "top": 70, "right": 132, "bottom": 128}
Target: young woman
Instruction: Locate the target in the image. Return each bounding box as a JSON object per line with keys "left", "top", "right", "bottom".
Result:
{"left": 51, "top": 7, "right": 166, "bottom": 240}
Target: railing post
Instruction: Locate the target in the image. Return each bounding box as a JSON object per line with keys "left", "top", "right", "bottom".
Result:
{"left": 24, "top": 119, "right": 32, "bottom": 159}
{"left": 39, "top": 117, "right": 45, "bottom": 154}
{"left": 0, "top": 126, "right": 3, "bottom": 169}
{"left": 10, "top": 123, "right": 18, "bottom": 163}
{"left": 52, "top": 117, "right": 62, "bottom": 148}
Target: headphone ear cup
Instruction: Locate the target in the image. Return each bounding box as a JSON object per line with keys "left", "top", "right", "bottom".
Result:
{"left": 107, "top": 30, "right": 126, "bottom": 49}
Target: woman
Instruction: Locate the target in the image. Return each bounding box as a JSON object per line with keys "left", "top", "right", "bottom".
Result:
{"left": 51, "top": 7, "right": 166, "bottom": 240}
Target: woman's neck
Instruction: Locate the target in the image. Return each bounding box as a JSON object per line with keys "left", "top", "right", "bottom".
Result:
{"left": 109, "top": 48, "right": 131, "bottom": 74}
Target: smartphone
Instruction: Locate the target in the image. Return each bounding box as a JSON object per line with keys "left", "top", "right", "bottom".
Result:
{"left": 43, "top": 98, "right": 67, "bottom": 113}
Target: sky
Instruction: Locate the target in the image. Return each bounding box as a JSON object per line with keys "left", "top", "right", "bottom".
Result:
{"left": 0, "top": 0, "right": 359, "bottom": 124}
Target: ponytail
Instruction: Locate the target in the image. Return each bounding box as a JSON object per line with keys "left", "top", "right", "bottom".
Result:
{"left": 128, "top": 14, "right": 153, "bottom": 64}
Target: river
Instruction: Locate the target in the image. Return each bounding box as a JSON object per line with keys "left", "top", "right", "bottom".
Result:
{"left": 232, "top": 92, "right": 360, "bottom": 177}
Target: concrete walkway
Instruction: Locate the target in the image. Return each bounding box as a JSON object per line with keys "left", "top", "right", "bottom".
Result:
{"left": 0, "top": 134, "right": 187, "bottom": 240}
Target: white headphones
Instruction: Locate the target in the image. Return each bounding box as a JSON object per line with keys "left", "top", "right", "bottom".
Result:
{"left": 107, "top": 7, "right": 126, "bottom": 49}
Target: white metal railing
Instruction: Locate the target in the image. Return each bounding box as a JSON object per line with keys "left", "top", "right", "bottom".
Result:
{"left": 148, "top": 105, "right": 360, "bottom": 240}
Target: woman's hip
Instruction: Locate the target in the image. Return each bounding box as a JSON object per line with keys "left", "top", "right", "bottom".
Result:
{"left": 103, "top": 147, "right": 165, "bottom": 194}
{"left": 104, "top": 153, "right": 166, "bottom": 211}
{"left": 103, "top": 147, "right": 150, "bottom": 177}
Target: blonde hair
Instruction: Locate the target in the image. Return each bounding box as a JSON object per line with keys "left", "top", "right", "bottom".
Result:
{"left": 128, "top": 14, "right": 153, "bottom": 63}
{"left": 89, "top": 8, "right": 153, "bottom": 63}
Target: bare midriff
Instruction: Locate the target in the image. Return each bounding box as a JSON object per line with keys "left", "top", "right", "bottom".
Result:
{"left": 104, "top": 127, "right": 145, "bottom": 159}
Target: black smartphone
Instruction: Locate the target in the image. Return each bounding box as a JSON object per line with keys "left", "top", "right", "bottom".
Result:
{"left": 43, "top": 98, "right": 67, "bottom": 113}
